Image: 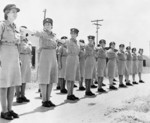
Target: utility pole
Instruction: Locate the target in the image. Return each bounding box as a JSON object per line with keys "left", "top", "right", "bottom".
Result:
{"left": 91, "top": 19, "right": 103, "bottom": 46}
{"left": 129, "top": 42, "right": 131, "bottom": 47}
{"left": 43, "top": 9, "right": 47, "bottom": 19}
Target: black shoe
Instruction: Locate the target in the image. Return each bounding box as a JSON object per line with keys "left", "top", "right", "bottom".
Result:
{"left": 38, "top": 89, "right": 41, "bottom": 93}
{"left": 79, "top": 86, "right": 85, "bottom": 91}
{"left": 113, "top": 82, "right": 117, "bottom": 85}
{"left": 1, "top": 112, "right": 13, "bottom": 120}
{"left": 72, "top": 95, "right": 80, "bottom": 100}
{"left": 85, "top": 91, "right": 95, "bottom": 96}
{"left": 21, "top": 96, "right": 30, "bottom": 102}
{"left": 139, "top": 80, "right": 144, "bottom": 83}
{"left": 40, "top": 93, "right": 42, "bottom": 97}
{"left": 109, "top": 85, "right": 118, "bottom": 90}
{"left": 16, "top": 97, "right": 23, "bottom": 103}
{"left": 98, "top": 88, "right": 107, "bottom": 93}
{"left": 67, "top": 95, "right": 76, "bottom": 101}
{"left": 74, "top": 84, "right": 77, "bottom": 88}
{"left": 119, "top": 84, "right": 127, "bottom": 88}
{"left": 113, "top": 78, "right": 117, "bottom": 81}
{"left": 126, "top": 83, "right": 133, "bottom": 86}
{"left": 47, "top": 101, "right": 56, "bottom": 107}
{"left": 9, "top": 110, "right": 19, "bottom": 118}
{"left": 95, "top": 81, "right": 98, "bottom": 84}
{"left": 102, "top": 83, "right": 106, "bottom": 86}
{"left": 60, "top": 89, "right": 68, "bottom": 94}
{"left": 56, "top": 86, "right": 61, "bottom": 90}
{"left": 42, "top": 101, "right": 50, "bottom": 107}
{"left": 91, "top": 84, "right": 97, "bottom": 88}
{"left": 133, "top": 81, "right": 138, "bottom": 84}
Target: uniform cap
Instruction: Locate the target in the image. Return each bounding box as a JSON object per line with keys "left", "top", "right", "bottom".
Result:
{"left": 70, "top": 28, "right": 79, "bottom": 34}
{"left": 99, "top": 39, "right": 106, "bottom": 44}
{"left": 3, "top": 4, "right": 20, "bottom": 13}
{"left": 126, "top": 46, "right": 131, "bottom": 50}
{"left": 79, "top": 39, "right": 85, "bottom": 43}
{"left": 43, "top": 18, "right": 53, "bottom": 25}
{"left": 119, "top": 44, "right": 125, "bottom": 48}
{"left": 61, "top": 36, "right": 68, "bottom": 39}
{"left": 88, "top": 35, "right": 95, "bottom": 40}
{"left": 109, "top": 42, "right": 116, "bottom": 47}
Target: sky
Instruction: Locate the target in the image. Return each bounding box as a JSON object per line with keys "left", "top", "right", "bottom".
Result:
{"left": 0, "top": 0, "right": 150, "bottom": 56}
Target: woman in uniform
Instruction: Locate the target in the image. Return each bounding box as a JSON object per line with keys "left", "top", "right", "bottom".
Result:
{"left": 137, "top": 49, "right": 144, "bottom": 83}
{"left": 78, "top": 39, "right": 86, "bottom": 91}
{"left": 107, "top": 42, "right": 118, "bottom": 90}
{"left": 84, "top": 36, "right": 96, "bottom": 96}
{"left": 131, "top": 48, "right": 138, "bottom": 84}
{"left": 56, "top": 40, "right": 63, "bottom": 90}
{"left": 91, "top": 41, "right": 98, "bottom": 88}
{"left": 0, "top": 4, "right": 21, "bottom": 120}
{"left": 117, "top": 44, "right": 127, "bottom": 88}
{"left": 58, "top": 36, "right": 68, "bottom": 94}
{"left": 38, "top": 18, "right": 57, "bottom": 107}
{"left": 125, "top": 46, "right": 133, "bottom": 86}
{"left": 97, "top": 39, "right": 107, "bottom": 92}
{"left": 65, "top": 28, "right": 80, "bottom": 101}
{"left": 16, "top": 26, "right": 31, "bottom": 103}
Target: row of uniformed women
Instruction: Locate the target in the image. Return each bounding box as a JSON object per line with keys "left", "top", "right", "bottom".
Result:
{"left": 56, "top": 34, "right": 144, "bottom": 98}
{"left": 0, "top": 4, "right": 145, "bottom": 120}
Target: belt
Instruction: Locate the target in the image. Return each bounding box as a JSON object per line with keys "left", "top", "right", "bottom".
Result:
{"left": 20, "top": 53, "right": 30, "bottom": 55}
{"left": 68, "top": 54, "right": 78, "bottom": 56}
{"left": 42, "top": 47, "right": 55, "bottom": 50}
{"left": 118, "top": 59, "right": 126, "bottom": 61}
{"left": 62, "top": 55, "right": 67, "bottom": 57}
{"left": 2, "top": 41, "right": 17, "bottom": 46}
{"left": 98, "top": 57, "right": 106, "bottom": 59}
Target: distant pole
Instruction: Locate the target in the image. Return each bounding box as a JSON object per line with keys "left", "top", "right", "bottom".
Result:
{"left": 43, "top": 9, "right": 47, "bottom": 19}
{"left": 149, "top": 41, "right": 150, "bottom": 57}
{"left": 91, "top": 19, "right": 103, "bottom": 46}
{"left": 129, "top": 42, "right": 131, "bottom": 47}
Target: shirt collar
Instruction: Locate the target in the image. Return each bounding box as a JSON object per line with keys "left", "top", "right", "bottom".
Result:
{"left": 4, "top": 20, "right": 16, "bottom": 28}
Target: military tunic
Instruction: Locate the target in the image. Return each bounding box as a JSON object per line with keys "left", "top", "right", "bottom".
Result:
{"left": 117, "top": 50, "right": 126, "bottom": 75}
{"left": 125, "top": 51, "right": 132, "bottom": 75}
{"left": 132, "top": 53, "right": 138, "bottom": 74}
{"left": 137, "top": 54, "right": 143, "bottom": 73}
{"left": 19, "top": 38, "right": 32, "bottom": 83}
{"left": 58, "top": 45, "right": 67, "bottom": 78}
{"left": 38, "top": 31, "right": 58, "bottom": 84}
{"left": 0, "top": 20, "right": 21, "bottom": 88}
{"left": 65, "top": 38, "right": 80, "bottom": 81}
{"left": 97, "top": 47, "right": 107, "bottom": 77}
{"left": 84, "top": 44, "right": 95, "bottom": 79}
{"left": 107, "top": 49, "right": 117, "bottom": 78}
{"left": 79, "top": 48, "right": 85, "bottom": 78}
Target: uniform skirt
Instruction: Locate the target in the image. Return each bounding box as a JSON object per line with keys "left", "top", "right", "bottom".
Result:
{"left": 138, "top": 60, "right": 143, "bottom": 73}
{"left": 65, "top": 55, "right": 79, "bottom": 81}
{"left": 97, "top": 58, "right": 106, "bottom": 77}
{"left": 107, "top": 59, "right": 116, "bottom": 78}
{"left": 0, "top": 45, "right": 21, "bottom": 88}
{"left": 38, "top": 49, "right": 58, "bottom": 84}
{"left": 92, "top": 60, "right": 97, "bottom": 79}
{"left": 20, "top": 54, "right": 31, "bottom": 83}
{"left": 125, "top": 60, "right": 132, "bottom": 76}
{"left": 117, "top": 60, "right": 126, "bottom": 75}
{"left": 76, "top": 63, "right": 81, "bottom": 81}
{"left": 132, "top": 61, "right": 138, "bottom": 74}
{"left": 58, "top": 56, "right": 67, "bottom": 78}
{"left": 79, "top": 58, "right": 85, "bottom": 78}
{"left": 85, "top": 56, "right": 95, "bottom": 79}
